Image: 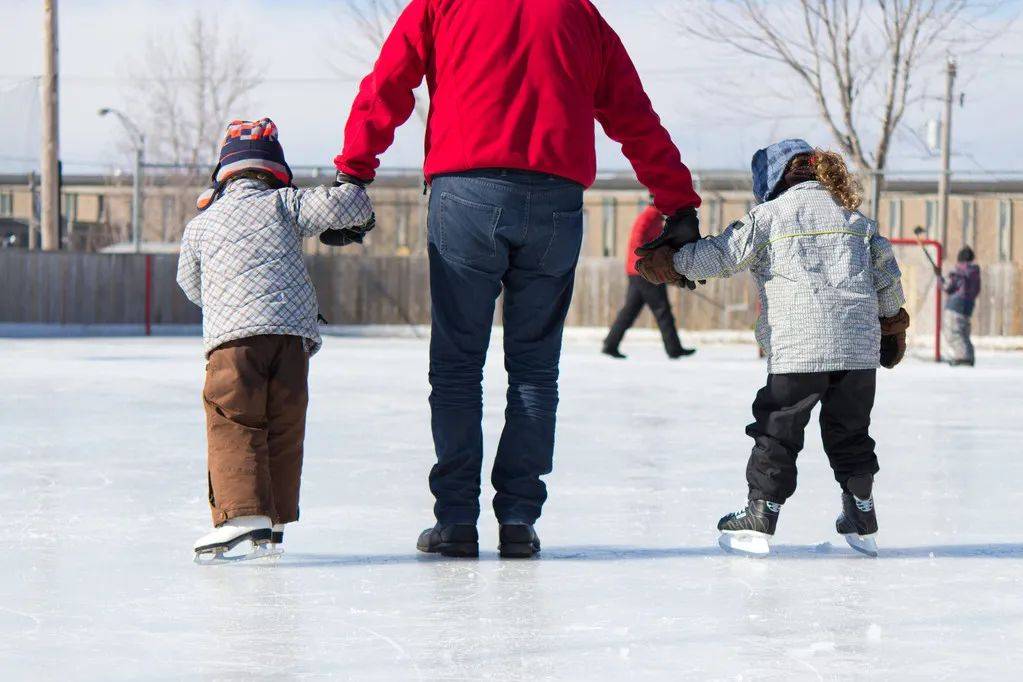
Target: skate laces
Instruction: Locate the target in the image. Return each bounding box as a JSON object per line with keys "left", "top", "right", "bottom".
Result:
{"left": 853, "top": 496, "right": 874, "bottom": 513}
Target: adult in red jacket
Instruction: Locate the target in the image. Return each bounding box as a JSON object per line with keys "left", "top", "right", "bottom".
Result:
{"left": 603, "top": 204, "right": 694, "bottom": 359}
{"left": 334, "top": 0, "right": 701, "bottom": 558}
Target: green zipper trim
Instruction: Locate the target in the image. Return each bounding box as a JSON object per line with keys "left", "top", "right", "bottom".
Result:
{"left": 736, "top": 229, "right": 871, "bottom": 270}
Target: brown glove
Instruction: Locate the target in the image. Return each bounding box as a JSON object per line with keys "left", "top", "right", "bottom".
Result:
{"left": 635, "top": 246, "right": 690, "bottom": 288}
{"left": 879, "top": 308, "right": 910, "bottom": 369}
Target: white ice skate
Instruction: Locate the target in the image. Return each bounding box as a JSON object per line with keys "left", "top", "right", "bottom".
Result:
{"left": 193, "top": 515, "right": 281, "bottom": 565}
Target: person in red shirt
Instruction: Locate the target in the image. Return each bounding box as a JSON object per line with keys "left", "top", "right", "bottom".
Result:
{"left": 332, "top": 0, "right": 701, "bottom": 558}
{"left": 603, "top": 203, "right": 695, "bottom": 359}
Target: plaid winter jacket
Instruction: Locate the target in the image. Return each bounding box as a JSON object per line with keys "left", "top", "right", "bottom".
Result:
{"left": 673, "top": 182, "right": 905, "bottom": 373}
{"left": 176, "top": 178, "right": 372, "bottom": 356}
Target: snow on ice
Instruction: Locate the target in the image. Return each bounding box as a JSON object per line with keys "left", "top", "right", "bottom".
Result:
{"left": 2, "top": 335, "right": 1022, "bottom": 679}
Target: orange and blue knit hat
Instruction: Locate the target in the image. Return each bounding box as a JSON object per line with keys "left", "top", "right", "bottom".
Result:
{"left": 196, "top": 118, "right": 294, "bottom": 210}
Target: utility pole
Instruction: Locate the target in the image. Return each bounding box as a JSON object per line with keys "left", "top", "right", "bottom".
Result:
{"left": 937, "top": 55, "right": 957, "bottom": 246}
{"left": 27, "top": 172, "right": 39, "bottom": 250}
{"left": 40, "top": 0, "right": 60, "bottom": 251}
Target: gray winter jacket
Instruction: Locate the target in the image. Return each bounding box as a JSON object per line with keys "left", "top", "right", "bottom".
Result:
{"left": 176, "top": 178, "right": 372, "bottom": 356}
{"left": 674, "top": 182, "right": 905, "bottom": 373}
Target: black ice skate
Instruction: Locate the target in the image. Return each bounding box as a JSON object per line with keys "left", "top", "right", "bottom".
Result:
{"left": 417, "top": 524, "right": 479, "bottom": 558}
{"left": 498, "top": 524, "right": 541, "bottom": 559}
{"left": 837, "top": 495, "right": 879, "bottom": 557}
{"left": 717, "top": 500, "right": 781, "bottom": 556}
{"left": 836, "top": 474, "right": 878, "bottom": 557}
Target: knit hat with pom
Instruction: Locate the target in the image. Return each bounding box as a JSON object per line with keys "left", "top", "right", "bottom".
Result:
{"left": 197, "top": 118, "right": 294, "bottom": 210}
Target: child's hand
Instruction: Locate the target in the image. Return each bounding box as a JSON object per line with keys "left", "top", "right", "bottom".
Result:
{"left": 636, "top": 246, "right": 693, "bottom": 289}
{"left": 879, "top": 308, "right": 910, "bottom": 368}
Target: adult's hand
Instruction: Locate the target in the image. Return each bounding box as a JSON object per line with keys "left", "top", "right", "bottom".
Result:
{"left": 635, "top": 207, "right": 703, "bottom": 289}
{"left": 635, "top": 207, "right": 701, "bottom": 254}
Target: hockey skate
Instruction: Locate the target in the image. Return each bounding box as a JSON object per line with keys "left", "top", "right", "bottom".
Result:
{"left": 193, "top": 515, "right": 281, "bottom": 565}
{"left": 717, "top": 500, "right": 781, "bottom": 557}
{"left": 836, "top": 474, "right": 878, "bottom": 557}
{"left": 836, "top": 493, "right": 879, "bottom": 557}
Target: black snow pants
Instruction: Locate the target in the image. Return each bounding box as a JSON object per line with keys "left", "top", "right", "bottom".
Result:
{"left": 745, "top": 369, "right": 879, "bottom": 504}
{"left": 604, "top": 275, "right": 683, "bottom": 356}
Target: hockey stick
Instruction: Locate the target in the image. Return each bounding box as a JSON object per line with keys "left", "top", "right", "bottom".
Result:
{"left": 686, "top": 287, "right": 729, "bottom": 310}
{"left": 912, "top": 226, "right": 942, "bottom": 278}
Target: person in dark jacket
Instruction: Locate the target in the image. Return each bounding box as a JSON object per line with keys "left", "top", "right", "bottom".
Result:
{"left": 944, "top": 246, "right": 982, "bottom": 366}
{"left": 603, "top": 204, "right": 695, "bottom": 359}
{"left": 335, "top": 0, "right": 701, "bottom": 558}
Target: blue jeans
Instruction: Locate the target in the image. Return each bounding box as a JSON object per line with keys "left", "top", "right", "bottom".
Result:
{"left": 427, "top": 170, "right": 584, "bottom": 525}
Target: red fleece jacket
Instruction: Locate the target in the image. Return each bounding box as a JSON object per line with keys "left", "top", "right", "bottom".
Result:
{"left": 335, "top": 0, "right": 700, "bottom": 215}
{"left": 626, "top": 205, "right": 664, "bottom": 275}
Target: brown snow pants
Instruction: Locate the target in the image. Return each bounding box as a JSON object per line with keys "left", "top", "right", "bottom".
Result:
{"left": 203, "top": 335, "right": 309, "bottom": 526}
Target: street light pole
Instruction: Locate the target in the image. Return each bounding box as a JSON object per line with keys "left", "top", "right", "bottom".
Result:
{"left": 98, "top": 108, "right": 145, "bottom": 252}
{"left": 132, "top": 138, "right": 144, "bottom": 253}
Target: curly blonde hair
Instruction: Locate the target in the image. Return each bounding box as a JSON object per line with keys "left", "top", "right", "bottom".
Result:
{"left": 811, "top": 149, "right": 862, "bottom": 211}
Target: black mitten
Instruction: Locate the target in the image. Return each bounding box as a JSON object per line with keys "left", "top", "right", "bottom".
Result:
{"left": 319, "top": 214, "right": 377, "bottom": 247}
{"left": 639, "top": 207, "right": 701, "bottom": 251}
{"left": 635, "top": 207, "right": 704, "bottom": 290}
{"left": 320, "top": 170, "right": 376, "bottom": 247}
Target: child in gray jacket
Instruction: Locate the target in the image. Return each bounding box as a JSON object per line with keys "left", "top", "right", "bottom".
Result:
{"left": 637, "top": 139, "right": 909, "bottom": 557}
{"left": 177, "top": 118, "right": 374, "bottom": 562}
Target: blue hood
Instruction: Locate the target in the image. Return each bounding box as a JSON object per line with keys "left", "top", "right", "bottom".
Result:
{"left": 751, "top": 138, "right": 814, "bottom": 204}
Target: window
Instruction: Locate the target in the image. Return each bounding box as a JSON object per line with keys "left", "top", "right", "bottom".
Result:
{"left": 961, "top": 199, "right": 976, "bottom": 248}
{"left": 924, "top": 199, "right": 938, "bottom": 238}
{"left": 61, "top": 193, "right": 78, "bottom": 221}
{"left": 998, "top": 199, "right": 1013, "bottom": 261}
{"left": 703, "top": 198, "right": 722, "bottom": 235}
{"left": 601, "top": 196, "right": 617, "bottom": 257}
{"left": 887, "top": 198, "right": 903, "bottom": 238}
{"left": 0, "top": 192, "right": 12, "bottom": 216}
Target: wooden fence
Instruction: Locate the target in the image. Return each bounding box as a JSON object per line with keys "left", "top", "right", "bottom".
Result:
{"left": 0, "top": 250, "right": 1018, "bottom": 336}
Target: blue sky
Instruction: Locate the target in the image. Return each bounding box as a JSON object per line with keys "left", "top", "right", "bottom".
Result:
{"left": 1, "top": 0, "right": 1021, "bottom": 176}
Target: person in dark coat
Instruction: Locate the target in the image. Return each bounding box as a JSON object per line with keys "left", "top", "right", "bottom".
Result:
{"left": 943, "top": 246, "right": 982, "bottom": 366}
{"left": 603, "top": 204, "right": 694, "bottom": 359}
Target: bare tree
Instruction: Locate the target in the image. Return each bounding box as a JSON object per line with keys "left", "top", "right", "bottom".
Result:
{"left": 121, "top": 12, "right": 261, "bottom": 240}
{"left": 329, "top": 0, "right": 429, "bottom": 122}
{"left": 674, "top": 1, "right": 1009, "bottom": 174}
{"left": 128, "top": 12, "right": 261, "bottom": 168}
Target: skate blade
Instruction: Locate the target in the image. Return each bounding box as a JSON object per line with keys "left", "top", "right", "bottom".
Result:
{"left": 844, "top": 533, "right": 878, "bottom": 557}
{"left": 194, "top": 543, "right": 283, "bottom": 566}
{"left": 718, "top": 531, "right": 770, "bottom": 557}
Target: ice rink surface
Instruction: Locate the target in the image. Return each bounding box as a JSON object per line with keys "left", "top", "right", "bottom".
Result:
{"left": 2, "top": 335, "right": 1022, "bottom": 680}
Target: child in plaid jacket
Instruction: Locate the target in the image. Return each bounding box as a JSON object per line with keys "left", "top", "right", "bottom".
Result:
{"left": 179, "top": 118, "right": 373, "bottom": 561}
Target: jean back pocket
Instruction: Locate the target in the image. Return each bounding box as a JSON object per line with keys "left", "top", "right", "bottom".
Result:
{"left": 435, "top": 191, "right": 502, "bottom": 267}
